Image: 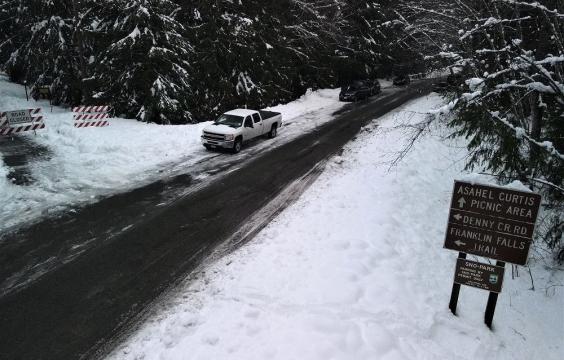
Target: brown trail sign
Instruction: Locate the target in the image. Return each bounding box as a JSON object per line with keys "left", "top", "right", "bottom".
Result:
{"left": 444, "top": 180, "right": 541, "bottom": 328}
{"left": 444, "top": 181, "right": 541, "bottom": 266}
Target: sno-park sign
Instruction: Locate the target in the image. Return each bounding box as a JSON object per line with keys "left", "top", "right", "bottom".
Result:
{"left": 454, "top": 258, "right": 505, "bottom": 293}
{"left": 443, "top": 181, "right": 541, "bottom": 265}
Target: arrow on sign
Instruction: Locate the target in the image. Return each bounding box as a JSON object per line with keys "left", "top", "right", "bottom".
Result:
{"left": 457, "top": 197, "right": 466, "bottom": 208}
{"left": 454, "top": 240, "right": 466, "bottom": 247}
{"left": 453, "top": 214, "right": 462, "bottom": 221}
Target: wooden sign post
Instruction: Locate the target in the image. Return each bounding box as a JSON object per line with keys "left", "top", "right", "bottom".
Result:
{"left": 444, "top": 181, "right": 541, "bottom": 328}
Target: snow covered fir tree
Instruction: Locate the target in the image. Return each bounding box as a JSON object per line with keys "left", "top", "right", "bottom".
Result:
{"left": 449, "top": 1, "right": 564, "bottom": 260}
{"left": 90, "top": 0, "right": 195, "bottom": 124}
{"left": 411, "top": 0, "right": 564, "bottom": 262}
{"left": 1, "top": 0, "right": 421, "bottom": 123}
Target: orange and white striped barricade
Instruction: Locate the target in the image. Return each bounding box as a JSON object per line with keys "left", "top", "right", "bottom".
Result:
{"left": 0, "top": 108, "right": 45, "bottom": 136}
{"left": 72, "top": 105, "right": 111, "bottom": 128}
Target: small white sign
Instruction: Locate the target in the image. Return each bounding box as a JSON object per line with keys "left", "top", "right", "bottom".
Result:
{"left": 6, "top": 110, "right": 33, "bottom": 126}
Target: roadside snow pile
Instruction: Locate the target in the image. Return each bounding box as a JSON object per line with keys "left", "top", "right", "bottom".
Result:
{"left": 108, "top": 94, "right": 563, "bottom": 360}
{"left": 0, "top": 75, "right": 342, "bottom": 232}
{"left": 267, "top": 88, "right": 341, "bottom": 121}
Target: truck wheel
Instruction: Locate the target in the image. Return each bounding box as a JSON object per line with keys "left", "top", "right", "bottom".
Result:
{"left": 232, "top": 138, "right": 242, "bottom": 153}
{"left": 268, "top": 124, "right": 278, "bottom": 139}
{"left": 204, "top": 144, "right": 212, "bottom": 151}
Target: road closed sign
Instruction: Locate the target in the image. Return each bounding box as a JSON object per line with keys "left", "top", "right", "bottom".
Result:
{"left": 0, "top": 108, "right": 45, "bottom": 136}
{"left": 6, "top": 110, "right": 34, "bottom": 125}
{"left": 444, "top": 181, "right": 541, "bottom": 265}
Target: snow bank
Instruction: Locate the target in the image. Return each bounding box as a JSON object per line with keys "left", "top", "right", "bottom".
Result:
{"left": 108, "top": 94, "right": 563, "bottom": 360}
{"left": 0, "top": 75, "right": 343, "bottom": 232}
{"left": 267, "top": 88, "right": 341, "bottom": 121}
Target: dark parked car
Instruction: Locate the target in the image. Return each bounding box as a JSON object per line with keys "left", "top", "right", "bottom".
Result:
{"left": 393, "top": 74, "right": 410, "bottom": 86}
{"left": 432, "top": 81, "right": 450, "bottom": 93}
{"left": 447, "top": 73, "right": 464, "bottom": 86}
{"left": 339, "top": 80, "right": 381, "bottom": 102}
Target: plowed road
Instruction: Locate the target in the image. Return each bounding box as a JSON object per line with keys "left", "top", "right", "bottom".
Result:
{"left": 0, "top": 80, "right": 434, "bottom": 359}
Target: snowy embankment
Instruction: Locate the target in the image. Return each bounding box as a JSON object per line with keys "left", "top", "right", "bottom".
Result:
{"left": 0, "top": 75, "right": 343, "bottom": 232}
{"left": 108, "top": 95, "right": 563, "bottom": 360}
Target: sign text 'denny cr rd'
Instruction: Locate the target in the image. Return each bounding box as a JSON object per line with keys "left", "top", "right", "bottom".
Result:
{"left": 448, "top": 210, "right": 535, "bottom": 239}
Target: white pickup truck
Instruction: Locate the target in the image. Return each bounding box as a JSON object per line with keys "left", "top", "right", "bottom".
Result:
{"left": 201, "top": 109, "right": 283, "bottom": 153}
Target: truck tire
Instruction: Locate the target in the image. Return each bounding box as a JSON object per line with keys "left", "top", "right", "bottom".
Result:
{"left": 268, "top": 124, "right": 278, "bottom": 138}
{"left": 204, "top": 144, "right": 212, "bottom": 151}
{"left": 232, "top": 138, "right": 242, "bottom": 153}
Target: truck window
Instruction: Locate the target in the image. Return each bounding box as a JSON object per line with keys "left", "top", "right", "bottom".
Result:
{"left": 244, "top": 117, "right": 253, "bottom": 128}
{"left": 214, "top": 114, "right": 244, "bottom": 128}
{"left": 252, "top": 113, "right": 261, "bottom": 123}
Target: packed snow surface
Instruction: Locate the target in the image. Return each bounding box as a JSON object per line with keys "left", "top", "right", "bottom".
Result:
{"left": 0, "top": 76, "right": 346, "bottom": 232}
{"left": 108, "top": 95, "right": 563, "bottom": 360}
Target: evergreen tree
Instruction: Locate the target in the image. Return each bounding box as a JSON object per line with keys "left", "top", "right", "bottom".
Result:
{"left": 177, "top": 0, "right": 344, "bottom": 120}
{"left": 0, "top": 0, "right": 429, "bottom": 122}
{"left": 1, "top": 0, "right": 81, "bottom": 105}
{"left": 176, "top": 0, "right": 262, "bottom": 120}
{"left": 90, "top": 0, "right": 194, "bottom": 123}
{"left": 339, "top": 0, "right": 390, "bottom": 82}
{"left": 0, "top": 0, "right": 30, "bottom": 66}
{"left": 400, "top": 0, "right": 564, "bottom": 259}
{"left": 278, "top": 0, "right": 344, "bottom": 93}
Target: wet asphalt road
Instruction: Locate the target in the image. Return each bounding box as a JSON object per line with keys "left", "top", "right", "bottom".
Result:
{"left": 0, "top": 80, "right": 434, "bottom": 359}
{"left": 0, "top": 135, "right": 50, "bottom": 185}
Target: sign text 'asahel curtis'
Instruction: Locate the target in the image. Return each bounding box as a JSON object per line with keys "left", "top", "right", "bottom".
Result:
{"left": 444, "top": 181, "right": 541, "bottom": 265}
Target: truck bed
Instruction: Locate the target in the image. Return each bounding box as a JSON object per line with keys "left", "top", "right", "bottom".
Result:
{"left": 258, "top": 110, "right": 281, "bottom": 120}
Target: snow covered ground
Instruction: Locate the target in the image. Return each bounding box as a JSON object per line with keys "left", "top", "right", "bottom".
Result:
{"left": 107, "top": 95, "right": 563, "bottom": 360}
{"left": 0, "top": 75, "right": 351, "bottom": 233}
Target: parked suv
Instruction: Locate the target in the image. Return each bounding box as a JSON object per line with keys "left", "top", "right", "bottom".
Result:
{"left": 393, "top": 74, "right": 410, "bottom": 86}
{"left": 432, "top": 81, "right": 450, "bottom": 93}
{"left": 339, "top": 80, "right": 381, "bottom": 102}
